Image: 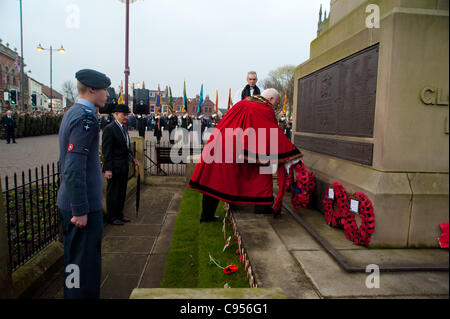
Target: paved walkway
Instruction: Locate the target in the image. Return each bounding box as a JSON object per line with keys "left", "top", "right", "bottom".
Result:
{"left": 32, "top": 184, "right": 184, "bottom": 299}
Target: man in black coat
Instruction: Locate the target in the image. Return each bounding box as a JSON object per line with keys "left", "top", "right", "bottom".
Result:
{"left": 102, "top": 104, "right": 138, "bottom": 225}
{"left": 2, "top": 110, "right": 17, "bottom": 144}
{"left": 153, "top": 114, "right": 164, "bottom": 144}
{"left": 167, "top": 113, "right": 178, "bottom": 144}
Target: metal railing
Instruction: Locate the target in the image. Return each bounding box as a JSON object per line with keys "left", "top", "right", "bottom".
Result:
{"left": 2, "top": 163, "right": 60, "bottom": 272}
{"left": 144, "top": 141, "right": 203, "bottom": 176}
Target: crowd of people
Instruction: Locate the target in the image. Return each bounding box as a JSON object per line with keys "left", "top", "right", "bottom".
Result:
{"left": 1, "top": 109, "right": 64, "bottom": 142}
{"left": 99, "top": 112, "right": 215, "bottom": 144}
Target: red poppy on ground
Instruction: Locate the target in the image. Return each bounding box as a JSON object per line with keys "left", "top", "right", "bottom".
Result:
{"left": 223, "top": 264, "right": 238, "bottom": 274}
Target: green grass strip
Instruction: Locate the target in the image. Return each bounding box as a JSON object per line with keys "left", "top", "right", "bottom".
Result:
{"left": 161, "top": 188, "right": 249, "bottom": 288}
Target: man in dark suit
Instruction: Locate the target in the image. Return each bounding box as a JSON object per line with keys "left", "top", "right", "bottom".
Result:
{"left": 102, "top": 104, "right": 138, "bottom": 225}
{"left": 153, "top": 114, "right": 164, "bottom": 144}
{"left": 167, "top": 113, "right": 178, "bottom": 144}
{"left": 2, "top": 110, "right": 17, "bottom": 144}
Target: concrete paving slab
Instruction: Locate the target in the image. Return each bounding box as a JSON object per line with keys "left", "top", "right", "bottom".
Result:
{"left": 233, "top": 212, "right": 320, "bottom": 299}
{"left": 338, "top": 249, "right": 449, "bottom": 267}
{"left": 141, "top": 212, "right": 167, "bottom": 225}
{"left": 152, "top": 213, "right": 178, "bottom": 255}
{"left": 103, "top": 224, "right": 161, "bottom": 237}
{"left": 130, "top": 288, "right": 287, "bottom": 299}
{"left": 102, "top": 236, "right": 156, "bottom": 254}
{"left": 269, "top": 210, "right": 322, "bottom": 251}
{"left": 138, "top": 254, "right": 168, "bottom": 288}
{"left": 101, "top": 274, "right": 141, "bottom": 299}
{"left": 102, "top": 253, "right": 149, "bottom": 275}
{"left": 292, "top": 250, "right": 449, "bottom": 298}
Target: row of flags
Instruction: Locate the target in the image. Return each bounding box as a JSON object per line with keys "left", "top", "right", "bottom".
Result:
{"left": 116, "top": 80, "right": 289, "bottom": 117}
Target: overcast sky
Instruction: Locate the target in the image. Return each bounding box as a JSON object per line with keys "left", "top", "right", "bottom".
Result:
{"left": 1, "top": 0, "right": 330, "bottom": 107}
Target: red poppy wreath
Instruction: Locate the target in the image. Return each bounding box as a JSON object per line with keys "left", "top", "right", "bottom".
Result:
{"left": 343, "top": 192, "right": 375, "bottom": 245}
{"left": 290, "top": 162, "right": 316, "bottom": 209}
{"left": 323, "top": 182, "right": 349, "bottom": 228}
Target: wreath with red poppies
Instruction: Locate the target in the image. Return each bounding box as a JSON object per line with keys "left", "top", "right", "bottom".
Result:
{"left": 323, "top": 182, "right": 348, "bottom": 228}
{"left": 290, "top": 162, "right": 316, "bottom": 209}
{"left": 343, "top": 192, "right": 375, "bottom": 245}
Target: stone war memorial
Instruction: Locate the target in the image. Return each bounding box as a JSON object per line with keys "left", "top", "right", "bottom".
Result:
{"left": 293, "top": 0, "right": 449, "bottom": 247}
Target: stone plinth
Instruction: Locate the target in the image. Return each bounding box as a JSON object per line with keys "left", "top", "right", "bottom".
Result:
{"left": 294, "top": 0, "right": 449, "bottom": 247}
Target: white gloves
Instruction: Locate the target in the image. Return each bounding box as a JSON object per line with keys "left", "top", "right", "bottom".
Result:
{"left": 284, "top": 158, "right": 301, "bottom": 173}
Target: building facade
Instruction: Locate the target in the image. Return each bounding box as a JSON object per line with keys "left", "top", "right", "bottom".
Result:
{"left": 0, "top": 40, "right": 28, "bottom": 112}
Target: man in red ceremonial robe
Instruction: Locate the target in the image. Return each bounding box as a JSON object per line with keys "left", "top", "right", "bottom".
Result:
{"left": 188, "top": 88, "right": 303, "bottom": 222}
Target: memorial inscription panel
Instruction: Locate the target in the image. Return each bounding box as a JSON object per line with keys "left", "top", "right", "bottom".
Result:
{"left": 297, "top": 44, "right": 379, "bottom": 137}
{"left": 294, "top": 135, "right": 374, "bottom": 166}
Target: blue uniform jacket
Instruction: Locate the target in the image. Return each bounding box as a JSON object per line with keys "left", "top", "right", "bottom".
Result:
{"left": 57, "top": 100, "right": 103, "bottom": 216}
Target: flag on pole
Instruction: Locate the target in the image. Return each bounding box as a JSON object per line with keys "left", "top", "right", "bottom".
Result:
{"left": 215, "top": 90, "right": 218, "bottom": 113}
{"left": 118, "top": 92, "right": 124, "bottom": 104}
{"left": 183, "top": 81, "right": 188, "bottom": 113}
{"left": 168, "top": 86, "right": 174, "bottom": 114}
{"left": 282, "top": 91, "right": 287, "bottom": 116}
{"left": 155, "top": 84, "right": 161, "bottom": 115}
{"left": 118, "top": 81, "right": 124, "bottom": 104}
{"left": 227, "top": 88, "right": 232, "bottom": 110}
{"left": 197, "top": 84, "right": 204, "bottom": 116}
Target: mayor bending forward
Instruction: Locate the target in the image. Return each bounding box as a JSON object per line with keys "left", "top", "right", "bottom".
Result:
{"left": 188, "top": 88, "right": 303, "bottom": 222}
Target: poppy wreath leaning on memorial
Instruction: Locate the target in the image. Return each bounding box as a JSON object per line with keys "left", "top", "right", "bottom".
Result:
{"left": 323, "top": 182, "right": 349, "bottom": 228}
{"left": 343, "top": 192, "right": 375, "bottom": 245}
{"left": 290, "top": 162, "right": 316, "bottom": 209}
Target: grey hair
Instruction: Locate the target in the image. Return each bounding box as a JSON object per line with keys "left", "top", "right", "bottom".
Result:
{"left": 261, "top": 88, "right": 280, "bottom": 101}
{"left": 247, "top": 71, "right": 257, "bottom": 77}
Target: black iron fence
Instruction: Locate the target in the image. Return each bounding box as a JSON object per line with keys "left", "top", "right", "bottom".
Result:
{"left": 2, "top": 143, "right": 138, "bottom": 272}
{"left": 2, "top": 163, "right": 60, "bottom": 272}
{"left": 144, "top": 141, "right": 204, "bottom": 176}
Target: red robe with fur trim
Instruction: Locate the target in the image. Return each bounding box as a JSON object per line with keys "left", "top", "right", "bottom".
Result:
{"left": 188, "top": 96, "right": 302, "bottom": 205}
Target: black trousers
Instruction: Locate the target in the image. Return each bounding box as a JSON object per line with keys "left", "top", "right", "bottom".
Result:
{"left": 201, "top": 194, "right": 220, "bottom": 221}
{"left": 58, "top": 209, "right": 103, "bottom": 299}
{"left": 106, "top": 170, "right": 128, "bottom": 222}
{"left": 201, "top": 194, "right": 273, "bottom": 220}
{"left": 5, "top": 128, "right": 15, "bottom": 143}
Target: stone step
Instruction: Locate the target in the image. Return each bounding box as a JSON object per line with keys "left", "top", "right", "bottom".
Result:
{"left": 130, "top": 287, "right": 286, "bottom": 299}
{"left": 230, "top": 205, "right": 320, "bottom": 299}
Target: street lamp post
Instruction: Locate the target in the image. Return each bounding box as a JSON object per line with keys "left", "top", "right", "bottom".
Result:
{"left": 36, "top": 44, "right": 65, "bottom": 111}
{"left": 119, "top": 0, "right": 138, "bottom": 108}
{"left": 19, "top": 0, "right": 25, "bottom": 111}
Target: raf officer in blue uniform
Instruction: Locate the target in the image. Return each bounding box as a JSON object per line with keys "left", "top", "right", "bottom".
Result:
{"left": 57, "top": 68, "right": 110, "bottom": 299}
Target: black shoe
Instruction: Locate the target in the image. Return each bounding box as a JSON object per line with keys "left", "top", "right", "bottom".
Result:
{"left": 200, "top": 216, "right": 220, "bottom": 223}
{"left": 13, "top": 142, "right": 16, "bottom": 144}
{"left": 109, "top": 219, "right": 124, "bottom": 226}
{"left": 120, "top": 217, "right": 131, "bottom": 223}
